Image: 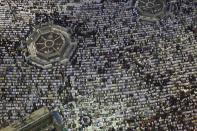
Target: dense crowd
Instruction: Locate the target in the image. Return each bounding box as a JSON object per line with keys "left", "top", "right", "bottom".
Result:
{"left": 0, "top": 0, "right": 196, "bottom": 130}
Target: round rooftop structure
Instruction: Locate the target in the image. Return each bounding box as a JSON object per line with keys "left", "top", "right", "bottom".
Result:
{"left": 26, "top": 24, "right": 77, "bottom": 68}
{"left": 136, "top": 0, "right": 165, "bottom": 21}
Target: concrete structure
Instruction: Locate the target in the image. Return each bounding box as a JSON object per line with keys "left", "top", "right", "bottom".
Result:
{"left": 136, "top": 0, "right": 165, "bottom": 22}
{"left": 26, "top": 24, "right": 77, "bottom": 68}
{"left": 0, "top": 107, "right": 64, "bottom": 131}
{"left": 0, "top": 107, "right": 52, "bottom": 131}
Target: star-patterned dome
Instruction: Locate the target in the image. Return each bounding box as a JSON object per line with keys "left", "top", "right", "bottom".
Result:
{"left": 26, "top": 24, "right": 77, "bottom": 68}
{"left": 136, "top": 0, "right": 165, "bottom": 21}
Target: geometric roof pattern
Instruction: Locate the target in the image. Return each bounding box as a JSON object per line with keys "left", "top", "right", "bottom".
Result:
{"left": 136, "top": 0, "right": 165, "bottom": 21}
{"left": 26, "top": 24, "right": 77, "bottom": 68}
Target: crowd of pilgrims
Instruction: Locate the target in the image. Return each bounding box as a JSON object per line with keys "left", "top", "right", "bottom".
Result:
{"left": 0, "top": 0, "right": 196, "bottom": 130}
